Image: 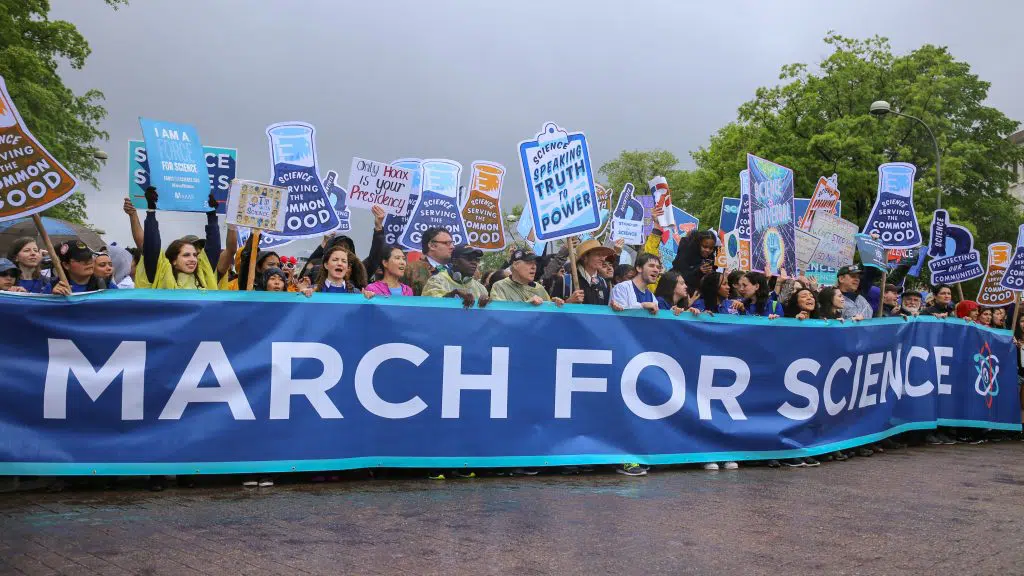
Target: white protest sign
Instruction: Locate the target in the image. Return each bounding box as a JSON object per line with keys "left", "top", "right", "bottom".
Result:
{"left": 648, "top": 176, "right": 676, "bottom": 229}
{"left": 610, "top": 183, "right": 646, "bottom": 244}
{"left": 346, "top": 157, "right": 412, "bottom": 216}
{"left": 225, "top": 179, "right": 288, "bottom": 232}
{"left": 807, "top": 211, "right": 857, "bottom": 269}
{"left": 795, "top": 228, "right": 821, "bottom": 271}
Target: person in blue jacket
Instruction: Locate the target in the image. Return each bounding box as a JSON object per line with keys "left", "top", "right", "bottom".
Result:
{"left": 737, "top": 271, "right": 782, "bottom": 318}
{"left": 691, "top": 271, "right": 742, "bottom": 314}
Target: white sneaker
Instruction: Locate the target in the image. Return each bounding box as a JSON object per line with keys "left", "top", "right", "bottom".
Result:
{"left": 723, "top": 461, "right": 739, "bottom": 470}
{"left": 242, "top": 480, "right": 258, "bottom": 487}
{"left": 703, "top": 462, "right": 720, "bottom": 471}
{"left": 258, "top": 478, "right": 274, "bottom": 487}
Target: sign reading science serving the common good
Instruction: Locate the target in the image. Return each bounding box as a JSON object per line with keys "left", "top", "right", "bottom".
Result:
{"left": 138, "top": 117, "right": 211, "bottom": 212}
{"left": 863, "top": 162, "right": 922, "bottom": 249}
{"left": 128, "top": 141, "right": 237, "bottom": 214}
{"left": 461, "top": 161, "right": 506, "bottom": 251}
{"left": 0, "top": 75, "right": 78, "bottom": 222}
{"left": 518, "top": 122, "right": 600, "bottom": 241}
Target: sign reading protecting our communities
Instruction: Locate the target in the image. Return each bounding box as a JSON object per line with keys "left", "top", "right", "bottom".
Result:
{"left": 863, "top": 162, "right": 922, "bottom": 248}
{"left": 807, "top": 212, "right": 858, "bottom": 270}
{"left": 747, "top": 154, "right": 796, "bottom": 275}
{"left": 610, "top": 183, "right": 646, "bottom": 245}
{"left": 461, "top": 161, "right": 506, "bottom": 251}
{"left": 0, "top": 75, "right": 79, "bottom": 222}
{"left": 345, "top": 157, "right": 412, "bottom": 216}
{"left": 138, "top": 117, "right": 211, "bottom": 212}
{"left": 798, "top": 174, "right": 841, "bottom": 230}
{"left": 400, "top": 159, "right": 469, "bottom": 251}
{"left": 225, "top": 179, "right": 287, "bottom": 232}
{"left": 518, "top": 122, "right": 600, "bottom": 241}
{"left": 128, "top": 141, "right": 237, "bottom": 214}
{"left": 976, "top": 242, "right": 1016, "bottom": 307}
{"left": 266, "top": 121, "right": 341, "bottom": 239}
{"left": 1000, "top": 224, "right": 1024, "bottom": 292}
{"left": 927, "top": 209, "right": 984, "bottom": 285}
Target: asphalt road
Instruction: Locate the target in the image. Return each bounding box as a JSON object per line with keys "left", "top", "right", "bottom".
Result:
{"left": 1, "top": 441, "right": 1023, "bottom": 575}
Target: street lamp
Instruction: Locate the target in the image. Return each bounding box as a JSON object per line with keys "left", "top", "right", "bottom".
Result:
{"left": 869, "top": 100, "right": 942, "bottom": 209}
{"left": 93, "top": 149, "right": 109, "bottom": 161}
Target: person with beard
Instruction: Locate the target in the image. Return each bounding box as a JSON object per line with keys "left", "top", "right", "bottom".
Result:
{"left": 363, "top": 245, "right": 413, "bottom": 298}
{"left": 422, "top": 245, "right": 489, "bottom": 307}
{"left": 610, "top": 253, "right": 661, "bottom": 316}
{"left": 897, "top": 290, "right": 923, "bottom": 317}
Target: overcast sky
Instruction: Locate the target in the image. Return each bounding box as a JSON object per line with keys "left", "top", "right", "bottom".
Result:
{"left": 51, "top": 0, "right": 1024, "bottom": 254}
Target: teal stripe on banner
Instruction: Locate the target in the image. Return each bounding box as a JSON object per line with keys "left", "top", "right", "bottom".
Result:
{"left": 3, "top": 420, "right": 1016, "bottom": 476}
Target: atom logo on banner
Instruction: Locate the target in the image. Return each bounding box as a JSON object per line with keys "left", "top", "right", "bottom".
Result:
{"left": 974, "top": 342, "right": 1000, "bottom": 409}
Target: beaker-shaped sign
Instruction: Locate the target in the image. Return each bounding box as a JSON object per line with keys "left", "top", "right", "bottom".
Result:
{"left": 461, "top": 161, "right": 506, "bottom": 251}
{"left": 266, "top": 121, "right": 340, "bottom": 238}
{"left": 999, "top": 224, "right": 1024, "bottom": 292}
{"left": 399, "top": 159, "right": 468, "bottom": 250}
{"left": 977, "top": 242, "right": 1016, "bottom": 307}
{"left": 863, "top": 162, "right": 921, "bottom": 249}
{"left": 384, "top": 158, "right": 422, "bottom": 247}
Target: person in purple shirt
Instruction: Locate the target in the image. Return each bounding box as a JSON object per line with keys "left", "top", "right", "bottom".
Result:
{"left": 363, "top": 245, "right": 413, "bottom": 298}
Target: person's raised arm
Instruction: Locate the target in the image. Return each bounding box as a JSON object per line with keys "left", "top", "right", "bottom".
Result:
{"left": 203, "top": 193, "right": 222, "bottom": 269}
{"left": 123, "top": 198, "right": 144, "bottom": 250}
{"left": 141, "top": 187, "right": 160, "bottom": 284}
{"left": 217, "top": 225, "right": 238, "bottom": 279}
{"left": 362, "top": 206, "right": 387, "bottom": 278}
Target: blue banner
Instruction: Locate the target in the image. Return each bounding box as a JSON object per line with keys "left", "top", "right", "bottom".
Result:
{"left": 138, "top": 118, "right": 212, "bottom": 212}
{"left": 0, "top": 291, "right": 1018, "bottom": 475}
{"left": 128, "top": 141, "right": 237, "bottom": 214}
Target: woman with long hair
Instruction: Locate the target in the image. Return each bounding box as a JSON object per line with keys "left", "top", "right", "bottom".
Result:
{"left": 7, "top": 237, "right": 52, "bottom": 294}
{"left": 784, "top": 287, "right": 820, "bottom": 320}
{"left": 363, "top": 245, "right": 413, "bottom": 298}
{"left": 309, "top": 245, "right": 366, "bottom": 294}
{"left": 817, "top": 287, "right": 845, "bottom": 320}
{"left": 691, "top": 271, "right": 741, "bottom": 314}
{"left": 654, "top": 270, "right": 689, "bottom": 311}
{"left": 738, "top": 271, "right": 782, "bottom": 318}
{"left": 673, "top": 229, "right": 718, "bottom": 294}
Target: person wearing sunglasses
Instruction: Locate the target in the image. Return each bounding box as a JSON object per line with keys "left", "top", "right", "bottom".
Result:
{"left": 0, "top": 258, "right": 27, "bottom": 293}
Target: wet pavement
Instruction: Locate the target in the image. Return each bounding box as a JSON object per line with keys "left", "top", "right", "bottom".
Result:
{"left": 1, "top": 442, "right": 1023, "bottom": 576}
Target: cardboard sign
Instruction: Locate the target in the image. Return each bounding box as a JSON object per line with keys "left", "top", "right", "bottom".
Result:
{"left": 225, "top": 179, "right": 287, "bottom": 232}
{"left": 999, "top": 224, "right": 1024, "bottom": 292}
{"left": 718, "top": 229, "right": 750, "bottom": 271}
{"left": 266, "top": 122, "right": 340, "bottom": 239}
{"left": 855, "top": 233, "right": 888, "bottom": 270}
{"left": 795, "top": 228, "right": 821, "bottom": 271}
{"left": 518, "top": 122, "right": 600, "bottom": 241}
{"left": 322, "top": 170, "right": 351, "bottom": 233}
{"left": 805, "top": 263, "right": 839, "bottom": 287}
{"left": 128, "top": 141, "right": 237, "bottom": 214}
{"left": 747, "top": 154, "right": 796, "bottom": 275}
{"left": 977, "top": 242, "right": 1016, "bottom": 307}
{"left": 610, "top": 183, "right": 646, "bottom": 245}
{"left": 346, "top": 157, "right": 412, "bottom": 216}
{"left": 886, "top": 247, "right": 919, "bottom": 270}
{"left": 138, "top": 117, "right": 211, "bottom": 212}
{"left": 798, "top": 174, "right": 840, "bottom": 230}
{"left": 382, "top": 158, "right": 421, "bottom": 246}
{"left": 658, "top": 207, "right": 699, "bottom": 267}
{"left": 0, "top": 76, "right": 78, "bottom": 222}
{"left": 461, "top": 161, "right": 506, "bottom": 251}
{"left": 807, "top": 212, "right": 858, "bottom": 269}
{"left": 400, "top": 159, "right": 469, "bottom": 250}
{"left": 649, "top": 176, "right": 675, "bottom": 229}
{"left": 863, "top": 162, "right": 922, "bottom": 248}
{"left": 926, "top": 209, "right": 984, "bottom": 284}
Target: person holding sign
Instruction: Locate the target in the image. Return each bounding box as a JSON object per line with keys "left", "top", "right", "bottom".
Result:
{"left": 546, "top": 239, "right": 608, "bottom": 305}
{"left": 490, "top": 249, "right": 564, "bottom": 306}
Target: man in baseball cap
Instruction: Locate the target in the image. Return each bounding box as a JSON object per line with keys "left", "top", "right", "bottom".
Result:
{"left": 490, "top": 248, "right": 564, "bottom": 306}
{"left": 836, "top": 265, "right": 873, "bottom": 320}
{"left": 421, "top": 244, "right": 488, "bottom": 306}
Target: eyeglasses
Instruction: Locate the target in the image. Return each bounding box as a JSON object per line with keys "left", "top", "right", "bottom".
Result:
{"left": 431, "top": 240, "right": 454, "bottom": 247}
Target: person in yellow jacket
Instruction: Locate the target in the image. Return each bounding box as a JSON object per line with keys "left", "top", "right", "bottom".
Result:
{"left": 124, "top": 187, "right": 236, "bottom": 290}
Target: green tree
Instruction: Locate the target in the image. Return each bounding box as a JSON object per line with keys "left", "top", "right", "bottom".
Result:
{"left": 688, "top": 33, "right": 1023, "bottom": 255}
{"left": 0, "top": 0, "right": 125, "bottom": 224}
{"left": 599, "top": 150, "right": 693, "bottom": 212}
{"left": 480, "top": 204, "right": 524, "bottom": 273}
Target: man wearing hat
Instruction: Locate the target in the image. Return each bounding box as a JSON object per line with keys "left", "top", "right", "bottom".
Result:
{"left": 422, "top": 244, "right": 488, "bottom": 306}
{"left": 837, "top": 265, "right": 873, "bottom": 320}
{"left": 490, "top": 248, "right": 565, "bottom": 306}
{"left": 547, "top": 239, "right": 615, "bottom": 305}
{"left": 0, "top": 258, "right": 26, "bottom": 292}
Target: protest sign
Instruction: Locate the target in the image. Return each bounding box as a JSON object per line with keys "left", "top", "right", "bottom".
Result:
{"left": 855, "top": 233, "right": 888, "bottom": 270}
{"left": 382, "top": 158, "right": 421, "bottom": 246}
{"left": 266, "top": 122, "right": 340, "bottom": 239}
{"left": 0, "top": 76, "right": 78, "bottom": 222}
{"left": 321, "top": 170, "right": 351, "bottom": 233}
{"left": 138, "top": 117, "right": 211, "bottom": 212}
{"left": 863, "top": 162, "right": 922, "bottom": 248}
{"left": 400, "top": 159, "right": 469, "bottom": 250}
{"left": 999, "top": 224, "right": 1024, "bottom": 292}
{"left": 639, "top": 195, "right": 655, "bottom": 238}
{"left": 798, "top": 174, "right": 841, "bottom": 230}
{"left": 346, "top": 157, "right": 412, "bottom": 216}
{"left": 795, "top": 228, "right": 821, "bottom": 271}
{"left": 225, "top": 179, "right": 287, "bottom": 232}
{"left": 747, "top": 154, "right": 796, "bottom": 275}
{"left": 886, "top": 248, "right": 919, "bottom": 270}
{"left": 720, "top": 197, "right": 740, "bottom": 233}
{"left": 1, "top": 291, "right": 1016, "bottom": 475}
{"left": 461, "top": 161, "right": 506, "bottom": 251}
{"left": 794, "top": 198, "right": 842, "bottom": 221}
{"left": 518, "top": 122, "right": 600, "bottom": 241}
{"left": 658, "top": 207, "right": 699, "bottom": 266}
{"left": 128, "top": 141, "right": 237, "bottom": 214}
{"left": 738, "top": 170, "right": 752, "bottom": 241}
{"left": 926, "top": 209, "right": 984, "bottom": 285}
{"left": 610, "top": 183, "right": 646, "bottom": 245}
{"left": 718, "top": 229, "right": 751, "bottom": 271}
{"left": 649, "top": 176, "right": 675, "bottom": 229}
{"left": 977, "top": 242, "right": 1015, "bottom": 307}
{"left": 579, "top": 183, "right": 614, "bottom": 242}
{"left": 807, "top": 212, "right": 857, "bottom": 269}
{"left": 515, "top": 211, "right": 546, "bottom": 255}
{"left": 805, "top": 263, "right": 838, "bottom": 287}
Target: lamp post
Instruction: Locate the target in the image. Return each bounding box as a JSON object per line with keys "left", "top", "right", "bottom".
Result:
{"left": 869, "top": 100, "right": 942, "bottom": 209}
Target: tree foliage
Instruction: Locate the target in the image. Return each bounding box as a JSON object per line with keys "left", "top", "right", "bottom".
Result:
{"left": 0, "top": 0, "right": 125, "bottom": 224}
{"left": 599, "top": 150, "right": 693, "bottom": 212}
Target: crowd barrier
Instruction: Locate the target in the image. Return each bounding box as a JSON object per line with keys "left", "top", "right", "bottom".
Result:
{"left": 0, "top": 290, "right": 1019, "bottom": 475}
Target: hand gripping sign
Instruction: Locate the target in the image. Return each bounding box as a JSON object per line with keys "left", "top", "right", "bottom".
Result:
{"left": 863, "top": 162, "right": 922, "bottom": 248}
{"left": 518, "top": 122, "right": 600, "bottom": 241}
{"left": 0, "top": 75, "right": 78, "bottom": 222}
{"left": 461, "top": 161, "right": 506, "bottom": 251}
{"left": 999, "top": 224, "right": 1024, "bottom": 292}
{"left": 265, "top": 121, "right": 340, "bottom": 239}
{"left": 128, "top": 141, "right": 237, "bottom": 214}
{"left": 648, "top": 176, "right": 675, "bottom": 232}
{"left": 346, "top": 157, "right": 412, "bottom": 216}
{"left": 399, "top": 159, "right": 469, "bottom": 250}
{"left": 977, "top": 242, "right": 1016, "bottom": 307}
{"left": 138, "top": 117, "right": 212, "bottom": 212}
{"left": 927, "top": 209, "right": 984, "bottom": 285}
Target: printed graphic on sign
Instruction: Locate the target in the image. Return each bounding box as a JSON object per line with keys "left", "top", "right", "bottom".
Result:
{"left": 518, "top": 122, "right": 599, "bottom": 241}
{"left": 138, "top": 117, "right": 211, "bottom": 212}
{"left": 798, "top": 174, "right": 841, "bottom": 230}
{"left": 382, "top": 158, "right": 421, "bottom": 246}
{"left": 515, "top": 211, "right": 546, "bottom": 255}
{"left": 639, "top": 195, "right": 655, "bottom": 238}
{"left": 658, "top": 207, "right": 699, "bottom": 266}
{"left": 738, "top": 170, "right": 752, "bottom": 241}
{"left": 927, "top": 209, "right": 984, "bottom": 284}
{"left": 747, "top": 154, "right": 796, "bottom": 275}
{"left": 0, "top": 76, "right": 78, "bottom": 222}
{"left": 795, "top": 198, "right": 842, "bottom": 223}
{"left": 611, "top": 183, "right": 645, "bottom": 245}
{"left": 855, "top": 233, "right": 888, "bottom": 270}
{"left": 720, "top": 197, "right": 740, "bottom": 233}
{"left": 266, "top": 122, "right": 340, "bottom": 239}
{"left": 322, "top": 170, "right": 350, "bottom": 233}
{"left": 807, "top": 212, "right": 857, "bottom": 270}
{"left": 977, "top": 242, "right": 1015, "bottom": 307}
{"left": 346, "top": 157, "right": 412, "bottom": 216}
{"left": 717, "top": 229, "right": 750, "bottom": 271}
{"left": 579, "top": 183, "right": 614, "bottom": 242}
{"left": 806, "top": 263, "right": 838, "bottom": 287}
{"left": 128, "top": 141, "right": 237, "bottom": 214}
{"left": 225, "top": 179, "right": 287, "bottom": 232}
{"left": 863, "top": 162, "right": 921, "bottom": 248}
{"left": 649, "top": 176, "right": 675, "bottom": 229}
{"left": 795, "top": 229, "right": 821, "bottom": 271}
{"left": 461, "top": 161, "right": 506, "bottom": 251}
{"left": 886, "top": 248, "right": 919, "bottom": 270}
{"left": 400, "top": 159, "right": 468, "bottom": 251}
{"left": 999, "top": 224, "right": 1024, "bottom": 292}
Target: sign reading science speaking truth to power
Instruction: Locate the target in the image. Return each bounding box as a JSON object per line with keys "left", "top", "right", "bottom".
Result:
{"left": 518, "top": 122, "right": 600, "bottom": 241}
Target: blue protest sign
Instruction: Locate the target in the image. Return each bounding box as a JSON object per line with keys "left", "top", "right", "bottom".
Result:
{"left": 805, "top": 263, "right": 838, "bottom": 287}
{"left": 138, "top": 118, "right": 212, "bottom": 212}
{"left": 747, "top": 154, "right": 796, "bottom": 275}
{"left": 927, "top": 209, "right": 984, "bottom": 284}
{"left": 128, "top": 141, "right": 237, "bottom": 214}
{"left": 610, "top": 183, "right": 645, "bottom": 245}
{"left": 0, "top": 290, "right": 1016, "bottom": 475}
{"left": 518, "top": 122, "right": 600, "bottom": 241}
{"left": 266, "top": 121, "right": 340, "bottom": 239}
{"left": 855, "top": 234, "right": 888, "bottom": 270}
{"left": 738, "top": 170, "right": 752, "bottom": 241}
{"left": 399, "top": 159, "right": 468, "bottom": 251}
{"left": 515, "top": 210, "right": 546, "bottom": 255}
{"left": 322, "top": 170, "right": 351, "bottom": 233}
{"left": 382, "top": 158, "right": 422, "bottom": 247}
{"left": 658, "top": 207, "right": 699, "bottom": 266}
{"left": 720, "top": 197, "right": 740, "bottom": 233}
{"left": 794, "top": 198, "right": 842, "bottom": 223}
{"left": 1000, "top": 224, "right": 1024, "bottom": 292}
{"left": 863, "top": 162, "right": 922, "bottom": 248}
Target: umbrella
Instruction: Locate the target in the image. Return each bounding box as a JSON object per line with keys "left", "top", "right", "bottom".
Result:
{"left": 0, "top": 217, "right": 106, "bottom": 257}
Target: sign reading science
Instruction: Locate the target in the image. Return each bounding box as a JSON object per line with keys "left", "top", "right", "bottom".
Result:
{"left": 0, "top": 76, "right": 78, "bottom": 222}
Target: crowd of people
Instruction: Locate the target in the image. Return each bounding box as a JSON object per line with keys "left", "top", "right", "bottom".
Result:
{"left": 2, "top": 187, "right": 1022, "bottom": 487}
